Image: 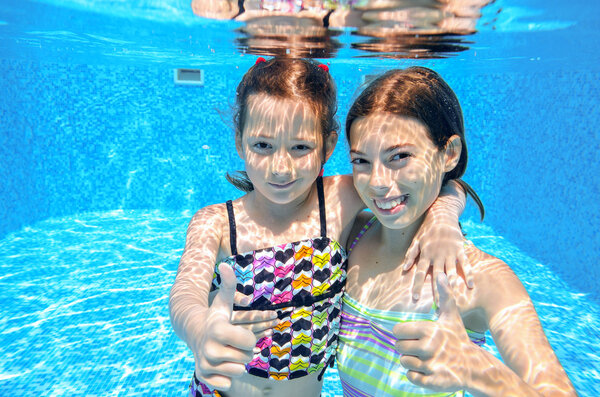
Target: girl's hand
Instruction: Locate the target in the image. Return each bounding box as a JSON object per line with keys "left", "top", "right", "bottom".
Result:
{"left": 192, "top": 263, "right": 259, "bottom": 391}
{"left": 402, "top": 215, "right": 471, "bottom": 303}
{"left": 392, "top": 274, "right": 477, "bottom": 393}
{"left": 208, "top": 290, "right": 279, "bottom": 340}
{"left": 402, "top": 179, "right": 472, "bottom": 302}
{"left": 230, "top": 297, "right": 279, "bottom": 340}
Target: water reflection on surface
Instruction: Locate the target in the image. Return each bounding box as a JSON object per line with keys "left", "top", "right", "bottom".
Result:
{"left": 193, "top": 0, "right": 490, "bottom": 58}
{"left": 236, "top": 15, "right": 343, "bottom": 58}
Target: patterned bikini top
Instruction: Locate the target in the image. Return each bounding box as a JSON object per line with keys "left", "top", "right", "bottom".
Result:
{"left": 211, "top": 176, "right": 347, "bottom": 381}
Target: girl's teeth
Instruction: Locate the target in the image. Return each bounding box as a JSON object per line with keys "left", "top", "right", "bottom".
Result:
{"left": 375, "top": 196, "right": 406, "bottom": 210}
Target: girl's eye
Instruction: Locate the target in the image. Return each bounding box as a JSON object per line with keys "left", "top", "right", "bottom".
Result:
{"left": 390, "top": 152, "right": 411, "bottom": 161}
{"left": 253, "top": 142, "right": 272, "bottom": 150}
{"left": 293, "top": 144, "right": 311, "bottom": 151}
{"left": 351, "top": 158, "right": 369, "bottom": 165}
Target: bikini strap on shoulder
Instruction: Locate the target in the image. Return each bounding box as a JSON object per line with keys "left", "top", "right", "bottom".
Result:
{"left": 347, "top": 216, "right": 377, "bottom": 254}
{"left": 316, "top": 175, "right": 327, "bottom": 237}
{"left": 225, "top": 200, "right": 238, "bottom": 256}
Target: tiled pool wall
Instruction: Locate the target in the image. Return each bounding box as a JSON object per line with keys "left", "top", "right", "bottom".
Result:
{"left": 1, "top": 59, "right": 598, "bottom": 301}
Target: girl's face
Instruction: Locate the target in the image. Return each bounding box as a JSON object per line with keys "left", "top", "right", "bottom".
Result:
{"left": 238, "top": 93, "right": 333, "bottom": 205}
{"left": 350, "top": 112, "right": 459, "bottom": 230}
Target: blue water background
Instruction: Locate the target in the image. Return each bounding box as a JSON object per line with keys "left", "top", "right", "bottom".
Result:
{"left": 1, "top": 0, "right": 599, "bottom": 395}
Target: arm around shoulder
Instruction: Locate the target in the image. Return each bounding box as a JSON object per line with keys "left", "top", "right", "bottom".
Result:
{"left": 323, "top": 174, "right": 366, "bottom": 244}
{"left": 323, "top": 174, "right": 363, "bottom": 210}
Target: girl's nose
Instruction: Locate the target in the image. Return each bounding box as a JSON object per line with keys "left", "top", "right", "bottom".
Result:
{"left": 368, "top": 163, "right": 391, "bottom": 195}
{"left": 271, "top": 150, "right": 293, "bottom": 177}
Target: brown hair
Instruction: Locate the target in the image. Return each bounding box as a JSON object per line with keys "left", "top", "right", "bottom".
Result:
{"left": 346, "top": 66, "right": 484, "bottom": 220}
{"left": 227, "top": 57, "right": 339, "bottom": 192}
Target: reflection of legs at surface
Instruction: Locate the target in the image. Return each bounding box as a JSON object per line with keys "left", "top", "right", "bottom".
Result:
{"left": 191, "top": 0, "right": 240, "bottom": 19}
{"left": 190, "top": 0, "right": 491, "bottom": 59}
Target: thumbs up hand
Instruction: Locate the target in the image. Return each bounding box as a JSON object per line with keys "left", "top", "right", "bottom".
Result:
{"left": 392, "top": 273, "right": 479, "bottom": 393}
{"left": 191, "top": 263, "right": 260, "bottom": 391}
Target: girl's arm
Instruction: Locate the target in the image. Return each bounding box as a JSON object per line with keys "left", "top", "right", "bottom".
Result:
{"left": 404, "top": 179, "right": 469, "bottom": 302}
{"left": 472, "top": 257, "right": 576, "bottom": 396}
{"left": 169, "top": 205, "right": 257, "bottom": 391}
{"left": 393, "top": 259, "right": 576, "bottom": 396}
{"left": 323, "top": 174, "right": 370, "bottom": 248}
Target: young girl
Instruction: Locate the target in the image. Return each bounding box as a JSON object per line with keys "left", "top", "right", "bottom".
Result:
{"left": 338, "top": 67, "right": 577, "bottom": 396}
{"left": 169, "top": 58, "right": 468, "bottom": 397}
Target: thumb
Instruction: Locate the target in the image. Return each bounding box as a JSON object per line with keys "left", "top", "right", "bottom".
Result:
{"left": 210, "top": 263, "right": 237, "bottom": 321}
{"left": 436, "top": 273, "right": 461, "bottom": 323}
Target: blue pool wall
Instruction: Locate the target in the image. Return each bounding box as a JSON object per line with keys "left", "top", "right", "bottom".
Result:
{"left": 1, "top": 59, "right": 599, "bottom": 301}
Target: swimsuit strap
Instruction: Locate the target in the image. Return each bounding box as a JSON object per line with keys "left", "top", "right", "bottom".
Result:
{"left": 347, "top": 216, "right": 377, "bottom": 254}
{"left": 316, "top": 175, "right": 327, "bottom": 237}
{"left": 225, "top": 200, "right": 238, "bottom": 256}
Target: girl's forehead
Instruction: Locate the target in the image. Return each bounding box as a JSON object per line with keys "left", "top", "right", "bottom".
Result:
{"left": 244, "top": 93, "right": 321, "bottom": 140}
{"left": 350, "top": 113, "right": 432, "bottom": 148}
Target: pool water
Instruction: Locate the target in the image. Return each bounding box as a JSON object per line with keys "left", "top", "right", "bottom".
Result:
{"left": 1, "top": 0, "right": 599, "bottom": 395}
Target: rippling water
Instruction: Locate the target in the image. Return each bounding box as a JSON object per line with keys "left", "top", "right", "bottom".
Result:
{"left": 1, "top": 211, "right": 598, "bottom": 395}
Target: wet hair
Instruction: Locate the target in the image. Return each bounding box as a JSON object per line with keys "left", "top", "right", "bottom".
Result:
{"left": 227, "top": 57, "right": 339, "bottom": 192}
{"left": 346, "top": 66, "right": 484, "bottom": 220}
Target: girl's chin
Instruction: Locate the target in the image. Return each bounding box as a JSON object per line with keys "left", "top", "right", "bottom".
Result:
{"left": 370, "top": 208, "right": 421, "bottom": 230}
{"left": 254, "top": 188, "right": 307, "bottom": 206}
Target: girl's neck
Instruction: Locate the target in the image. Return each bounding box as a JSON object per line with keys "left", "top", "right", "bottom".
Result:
{"left": 378, "top": 213, "right": 425, "bottom": 256}
{"left": 245, "top": 183, "right": 316, "bottom": 221}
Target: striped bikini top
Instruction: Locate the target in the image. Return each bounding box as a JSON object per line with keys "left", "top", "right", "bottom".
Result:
{"left": 211, "top": 176, "right": 348, "bottom": 381}
{"left": 337, "top": 294, "right": 485, "bottom": 397}
{"left": 338, "top": 216, "right": 485, "bottom": 397}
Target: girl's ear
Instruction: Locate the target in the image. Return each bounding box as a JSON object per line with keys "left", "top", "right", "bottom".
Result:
{"left": 235, "top": 133, "right": 244, "bottom": 159}
{"left": 324, "top": 131, "right": 338, "bottom": 162}
{"left": 443, "top": 135, "right": 462, "bottom": 172}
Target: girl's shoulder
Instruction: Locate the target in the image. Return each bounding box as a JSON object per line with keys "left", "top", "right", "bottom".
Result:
{"left": 323, "top": 174, "right": 354, "bottom": 193}
{"left": 186, "top": 202, "right": 231, "bottom": 243}
{"left": 179, "top": 202, "right": 235, "bottom": 265}
{"left": 191, "top": 202, "right": 229, "bottom": 223}
{"left": 465, "top": 244, "right": 520, "bottom": 283}
{"left": 464, "top": 243, "right": 532, "bottom": 322}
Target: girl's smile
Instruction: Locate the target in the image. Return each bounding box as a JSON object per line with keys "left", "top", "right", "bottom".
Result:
{"left": 268, "top": 180, "right": 297, "bottom": 189}
{"left": 373, "top": 194, "right": 409, "bottom": 214}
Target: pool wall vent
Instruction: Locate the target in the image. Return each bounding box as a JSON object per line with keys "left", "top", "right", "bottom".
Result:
{"left": 174, "top": 68, "right": 204, "bottom": 86}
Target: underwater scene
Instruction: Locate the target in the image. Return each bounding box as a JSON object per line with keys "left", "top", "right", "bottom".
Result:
{"left": 1, "top": 0, "right": 599, "bottom": 395}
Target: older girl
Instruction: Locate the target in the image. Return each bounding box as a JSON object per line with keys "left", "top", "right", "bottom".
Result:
{"left": 338, "top": 67, "right": 576, "bottom": 396}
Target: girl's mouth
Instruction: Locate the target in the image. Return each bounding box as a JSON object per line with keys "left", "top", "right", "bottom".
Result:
{"left": 373, "top": 195, "right": 408, "bottom": 214}
{"left": 268, "top": 181, "right": 296, "bottom": 190}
